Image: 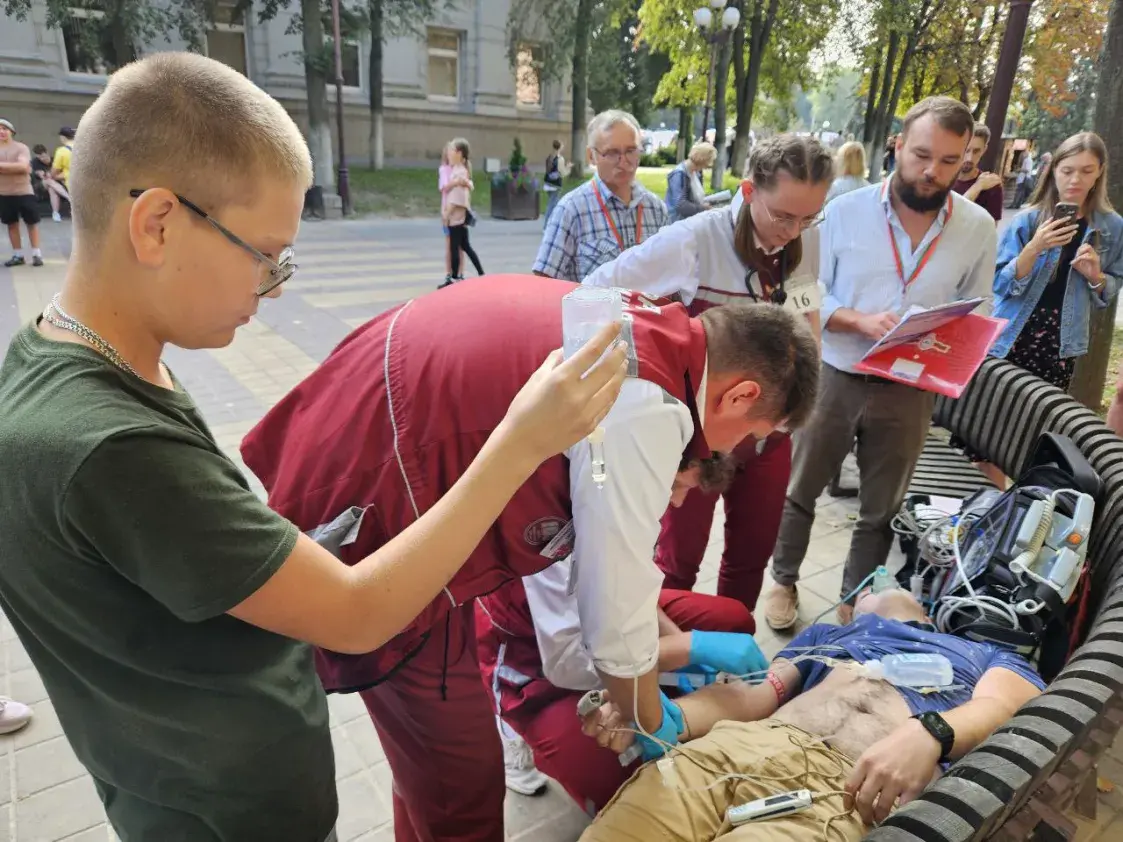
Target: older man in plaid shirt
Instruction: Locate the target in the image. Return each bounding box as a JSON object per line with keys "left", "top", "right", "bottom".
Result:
{"left": 533, "top": 109, "right": 669, "bottom": 282}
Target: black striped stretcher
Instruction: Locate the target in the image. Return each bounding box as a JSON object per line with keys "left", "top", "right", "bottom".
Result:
{"left": 865, "top": 358, "right": 1123, "bottom": 842}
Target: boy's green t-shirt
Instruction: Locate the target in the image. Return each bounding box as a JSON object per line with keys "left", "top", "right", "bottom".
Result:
{"left": 0, "top": 323, "right": 336, "bottom": 841}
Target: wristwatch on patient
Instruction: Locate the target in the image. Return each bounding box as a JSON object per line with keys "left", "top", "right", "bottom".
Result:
{"left": 912, "top": 711, "right": 955, "bottom": 763}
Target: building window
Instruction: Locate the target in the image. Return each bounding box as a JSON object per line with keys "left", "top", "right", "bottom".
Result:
{"left": 206, "top": 3, "right": 247, "bottom": 75}
{"left": 62, "top": 6, "right": 129, "bottom": 75}
{"left": 427, "top": 29, "right": 460, "bottom": 101}
{"left": 320, "top": 9, "right": 363, "bottom": 91}
{"left": 319, "top": 36, "right": 361, "bottom": 89}
{"left": 341, "top": 38, "right": 361, "bottom": 88}
{"left": 516, "top": 44, "right": 544, "bottom": 108}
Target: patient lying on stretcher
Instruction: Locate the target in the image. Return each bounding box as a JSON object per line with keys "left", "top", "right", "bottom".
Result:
{"left": 579, "top": 589, "right": 1045, "bottom": 840}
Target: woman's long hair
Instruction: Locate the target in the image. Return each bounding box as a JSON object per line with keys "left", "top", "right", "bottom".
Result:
{"left": 734, "top": 134, "right": 835, "bottom": 279}
{"left": 836, "top": 141, "right": 866, "bottom": 178}
{"left": 1028, "top": 132, "right": 1112, "bottom": 228}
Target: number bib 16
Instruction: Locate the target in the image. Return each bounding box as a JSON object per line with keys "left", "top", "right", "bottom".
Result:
{"left": 784, "top": 281, "right": 821, "bottom": 314}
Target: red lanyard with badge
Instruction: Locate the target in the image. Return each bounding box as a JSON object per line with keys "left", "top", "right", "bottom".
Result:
{"left": 592, "top": 178, "right": 643, "bottom": 251}
{"left": 887, "top": 190, "right": 953, "bottom": 289}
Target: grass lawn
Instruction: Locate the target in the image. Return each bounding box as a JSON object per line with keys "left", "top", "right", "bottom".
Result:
{"left": 347, "top": 165, "right": 742, "bottom": 217}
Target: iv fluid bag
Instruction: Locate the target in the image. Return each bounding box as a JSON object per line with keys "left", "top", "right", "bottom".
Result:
{"left": 863, "top": 654, "right": 954, "bottom": 688}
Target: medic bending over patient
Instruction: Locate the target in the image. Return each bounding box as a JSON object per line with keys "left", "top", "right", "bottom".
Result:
{"left": 583, "top": 134, "right": 833, "bottom": 619}
{"left": 241, "top": 276, "right": 820, "bottom": 842}
{"left": 477, "top": 454, "right": 770, "bottom": 815}
{"left": 580, "top": 588, "right": 1044, "bottom": 841}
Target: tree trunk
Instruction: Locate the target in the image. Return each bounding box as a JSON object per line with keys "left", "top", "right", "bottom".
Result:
{"left": 867, "top": 32, "right": 900, "bottom": 180}
{"left": 973, "top": 87, "right": 991, "bottom": 120}
{"left": 569, "top": 0, "right": 594, "bottom": 180}
{"left": 107, "top": 3, "right": 135, "bottom": 69}
{"left": 730, "top": 0, "right": 779, "bottom": 179}
{"left": 301, "top": 0, "right": 333, "bottom": 189}
{"left": 1069, "top": 0, "right": 1123, "bottom": 410}
{"left": 862, "top": 57, "right": 882, "bottom": 143}
{"left": 677, "top": 105, "right": 692, "bottom": 161}
{"left": 711, "top": 36, "right": 732, "bottom": 190}
{"left": 730, "top": 9, "right": 748, "bottom": 176}
{"left": 367, "top": 0, "right": 384, "bottom": 170}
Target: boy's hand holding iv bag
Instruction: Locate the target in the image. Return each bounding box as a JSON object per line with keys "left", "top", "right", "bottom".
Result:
{"left": 501, "top": 323, "right": 627, "bottom": 465}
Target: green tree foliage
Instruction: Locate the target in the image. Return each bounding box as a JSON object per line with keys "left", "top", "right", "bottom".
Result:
{"left": 639, "top": 0, "right": 840, "bottom": 176}
{"left": 587, "top": 0, "right": 669, "bottom": 126}
{"left": 1018, "top": 58, "right": 1097, "bottom": 160}
{"left": 506, "top": 0, "right": 627, "bottom": 178}
{"left": 1, "top": 0, "right": 232, "bottom": 70}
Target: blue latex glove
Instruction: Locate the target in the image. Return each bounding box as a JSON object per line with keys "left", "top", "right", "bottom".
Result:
{"left": 635, "top": 691, "right": 685, "bottom": 760}
{"left": 673, "top": 665, "right": 718, "bottom": 695}
{"left": 689, "top": 630, "right": 769, "bottom": 677}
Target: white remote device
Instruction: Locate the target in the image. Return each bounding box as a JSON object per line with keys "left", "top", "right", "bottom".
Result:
{"left": 726, "top": 789, "right": 813, "bottom": 826}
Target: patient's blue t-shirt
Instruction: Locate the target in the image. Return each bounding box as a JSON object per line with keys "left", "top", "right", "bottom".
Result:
{"left": 775, "top": 615, "right": 1046, "bottom": 717}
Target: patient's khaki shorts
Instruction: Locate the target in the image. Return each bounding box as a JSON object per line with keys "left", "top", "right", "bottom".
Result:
{"left": 580, "top": 720, "right": 868, "bottom": 841}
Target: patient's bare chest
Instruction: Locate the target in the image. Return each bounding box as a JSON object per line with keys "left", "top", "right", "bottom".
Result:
{"left": 772, "top": 667, "right": 912, "bottom": 761}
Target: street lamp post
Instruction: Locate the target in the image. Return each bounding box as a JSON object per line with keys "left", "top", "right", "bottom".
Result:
{"left": 330, "top": 0, "right": 352, "bottom": 216}
{"left": 693, "top": 0, "right": 740, "bottom": 144}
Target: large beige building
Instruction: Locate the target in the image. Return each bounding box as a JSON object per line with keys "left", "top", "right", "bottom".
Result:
{"left": 0, "top": 0, "right": 574, "bottom": 175}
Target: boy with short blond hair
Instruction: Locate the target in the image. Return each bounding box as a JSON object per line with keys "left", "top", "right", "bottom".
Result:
{"left": 0, "top": 52, "right": 624, "bottom": 841}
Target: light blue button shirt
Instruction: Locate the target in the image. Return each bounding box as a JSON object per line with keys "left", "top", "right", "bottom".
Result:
{"left": 818, "top": 179, "right": 997, "bottom": 372}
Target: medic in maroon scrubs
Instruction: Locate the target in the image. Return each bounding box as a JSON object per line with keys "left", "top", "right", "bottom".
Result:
{"left": 241, "top": 275, "right": 819, "bottom": 842}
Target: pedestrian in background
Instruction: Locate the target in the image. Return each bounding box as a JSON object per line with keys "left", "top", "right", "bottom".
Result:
{"left": 50, "top": 127, "right": 75, "bottom": 223}
{"left": 440, "top": 137, "right": 484, "bottom": 288}
{"left": 953, "top": 124, "right": 1004, "bottom": 224}
{"left": 1009, "top": 149, "right": 1035, "bottom": 209}
{"left": 665, "top": 141, "right": 717, "bottom": 223}
{"left": 542, "top": 138, "right": 568, "bottom": 228}
{"left": 958, "top": 133, "right": 1120, "bottom": 490}
{"left": 438, "top": 142, "right": 468, "bottom": 285}
{"left": 991, "top": 132, "right": 1122, "bottom": 393}
{"left": 825, "top": 141, "right": 868, "bottom": 204}
{"left": 533, "top": 109, "right": 668, "bottom": 281}
{"left": 883, "top": 135, "right": 897, "bottom": 175}
{"left": 0, "top": 118, "right": 43, "bottom": 268}
{"left": 31, "top": 143, "right": 70, "bottom": 222}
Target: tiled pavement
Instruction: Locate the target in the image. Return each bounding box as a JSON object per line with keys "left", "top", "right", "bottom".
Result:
{"left": 0, "top": 217, "right": 1120, "bottom": 841}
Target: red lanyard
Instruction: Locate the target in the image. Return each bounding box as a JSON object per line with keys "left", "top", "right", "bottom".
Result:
{"left": 592, "top": 179, "right": 643, "bottom": 251}
{"left": 886, "top": 190, "right": 953, "bottom": 289}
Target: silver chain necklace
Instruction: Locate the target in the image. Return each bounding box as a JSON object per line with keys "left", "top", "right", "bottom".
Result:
{"left": 42, "top": 294, "right": 142, "bottom": 378}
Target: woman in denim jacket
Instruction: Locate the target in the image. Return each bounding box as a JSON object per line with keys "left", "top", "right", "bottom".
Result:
{"left": 991, "top": 132, "right": 1122, "bottom": 391}
{"left": 665, "top": 142, "right": 717, "bottom": 223}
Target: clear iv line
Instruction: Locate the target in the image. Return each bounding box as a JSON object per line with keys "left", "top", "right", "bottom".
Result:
{"left": 588, "top": 426, "right": 606, "bottom": 489}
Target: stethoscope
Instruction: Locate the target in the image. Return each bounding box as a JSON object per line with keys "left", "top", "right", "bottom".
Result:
{"left": 743, "top": 250, "right": 789, "bottom": 306}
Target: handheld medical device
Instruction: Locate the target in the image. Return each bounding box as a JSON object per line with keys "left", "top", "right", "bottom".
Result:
{"left": 726, "top": 789, "right": 814, "bottom": 826}
{"left": 576, "top": 690, "right": 643, "bottom": 766}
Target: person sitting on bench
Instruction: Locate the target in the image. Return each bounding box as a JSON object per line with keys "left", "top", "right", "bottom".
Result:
{"left": 579, "top": 587, "right": 1044, "bottom": 841}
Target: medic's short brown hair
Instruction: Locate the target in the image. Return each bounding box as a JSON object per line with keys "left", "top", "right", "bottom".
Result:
{"left": 699, "top": 303, "right": 820, "bottom": 430}
{"left": 69, "top": 52, "right": 312, "bottom": 243}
